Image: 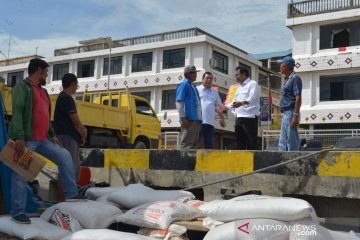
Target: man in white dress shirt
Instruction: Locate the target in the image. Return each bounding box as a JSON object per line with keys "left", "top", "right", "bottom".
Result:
{"left": 197, "top": 72, "right": 225, "bottom": 149}
{"left": 227, "top": 67, "right": 260, "bottom": 150}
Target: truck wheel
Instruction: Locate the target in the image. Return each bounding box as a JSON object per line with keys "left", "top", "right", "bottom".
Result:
{"left": 134, "top": 141, "right": 147, "bottom": 149}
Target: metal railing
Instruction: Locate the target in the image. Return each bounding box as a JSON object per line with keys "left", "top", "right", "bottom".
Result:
{"left": 54, "top": 27, "right": 248, "bottom": 56}
{"left": 161, "top": 131, "right": 180, "bottom": 149}
{"left": 288, "top": 0, "right": 360, "bottom": 18}
{"left": 262, "top": 129, "right": 360, "bottom": 150}
{"left": 54, "top": 28, "right": 203, "bottom": 56}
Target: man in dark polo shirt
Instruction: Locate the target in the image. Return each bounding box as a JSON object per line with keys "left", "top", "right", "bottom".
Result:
{"left": 8, "top": 58, "right": 80, "bottom": 224}
{"left": 54, "top": 73, "right": 87, "bottom": 180}
{"left": 278, "top": 56, "right": 302, "bottom": 151}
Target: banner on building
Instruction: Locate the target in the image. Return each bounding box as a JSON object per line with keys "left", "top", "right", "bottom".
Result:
{"left": 260, "top": 96, "right": 272, "bottom": 126}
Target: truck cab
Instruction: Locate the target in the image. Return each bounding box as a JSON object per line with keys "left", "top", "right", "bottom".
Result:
{"left": 83, "top": 89, "right": 161, "bottom": 149}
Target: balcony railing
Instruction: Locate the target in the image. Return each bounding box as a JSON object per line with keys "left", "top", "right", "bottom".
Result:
{"left": 54, "top": 28, "right": 204, "bottom": 56}
{"left": 54, "top": 27, "right": 248, "bottom": 56}
{"left": 288, "top": 0, "right": 360, "bottom": 18}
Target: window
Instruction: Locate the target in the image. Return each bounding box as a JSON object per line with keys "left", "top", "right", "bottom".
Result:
{"left": 212, "top": 51, "right": 228, "bottom": 74}
{"left": 132, "top": 91, "right": 151, "bottom": 102}
{"left": 103, "top": 99, "right": 119, "bottom": 107}
{"left": 161, "top": 89, "right": 176, "bottom": 110}
{"left": 78, "top": 60, "right": 95, "bottom": 78}
{"left": 7, "top": 71, "right": 24, "bottom": 87}
{"left": 135, "top": 100, "right": 155, "bottom": 117}
{"left": 320, "top": 20, "right": 360, "bottom": 50}
{"left": 53, "top": 63, "right": 69, "bottom": 81}
{"left": 163, "top": 48, "right": 185, "bottom": 69}
{"left": 132, "top": 52, "right": 153, "bottom": 72}
{"left": 103, "top": 56, "right": 122, "bottom": 75}
{"left": 320, "top": 73, "right": 360, "bottom": 101}
{"left": 238, "top": 62, "right": 252, "bottom": 78}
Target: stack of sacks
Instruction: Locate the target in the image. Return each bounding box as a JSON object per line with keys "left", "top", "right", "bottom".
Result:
{"left": 116, "top": 200, "right": 203, "bottom": 229}
{"left": 0, "top": 216, "right": 70, "bottom": 240}
{"left": 201, "top": 195, "right": 359, "bottom": 240}
{"left": 41, "top": 201, "right": 122, "bottom": 232}
{"left": 62, "top": 229, "right": 157, "bottom": 240}
{"left": 85, "top": 183, "right": 195, "bottom": 210}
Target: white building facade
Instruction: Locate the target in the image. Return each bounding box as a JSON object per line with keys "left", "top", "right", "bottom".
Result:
{"left": 0, "top": 28, "right": 262, "bottom": 149}
{"left": 287, "top": 0, "right": 360, "bottom": 129}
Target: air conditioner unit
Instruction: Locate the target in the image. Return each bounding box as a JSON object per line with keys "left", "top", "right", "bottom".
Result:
{"left": 209, "top": 58, "right": 218, "bottom": 68}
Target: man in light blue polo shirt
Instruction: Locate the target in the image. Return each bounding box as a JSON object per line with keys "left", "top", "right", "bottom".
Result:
{"left": 197, "top": 72, "right": 225, "bottom": 149}
{"left": 176, "top": 65, "right": 202, "bottom": 149}
{"left": 279, "top": 56, "right": 302, "bottom": 151}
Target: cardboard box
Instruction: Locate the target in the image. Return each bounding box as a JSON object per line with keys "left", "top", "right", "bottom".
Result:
{"left": 0, "top": 141, "right": 45, "bottom": 182}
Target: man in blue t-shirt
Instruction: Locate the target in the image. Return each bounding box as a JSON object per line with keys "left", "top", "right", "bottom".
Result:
{"left": 176, "top": 65, "right": 202, "bottom": 149}
{"left": 54, "top": 73, "right": 87, "bottom": 179}
{"left": 278, "top": 56, "right": 302, "bottom": 151}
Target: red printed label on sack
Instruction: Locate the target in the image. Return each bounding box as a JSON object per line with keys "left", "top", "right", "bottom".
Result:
{"left": 134, "top": 208, "right": 165, "bottom": 220}
{"left": 49, "top": 208, "right": 74, "bottom": 231}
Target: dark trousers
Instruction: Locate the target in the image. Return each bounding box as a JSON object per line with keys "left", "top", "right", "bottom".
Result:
{"left": 235, "top": 116, "right": 258, "bottom": 150}
{"left": 200, "top": 124, "right": 215, "bottom": 149}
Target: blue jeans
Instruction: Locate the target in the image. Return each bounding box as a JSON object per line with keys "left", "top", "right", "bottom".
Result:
{"left": 11, "top": 139, "right": 78, "bottom": 216}
{"left": 279, "top": 110, "right": 300, "bottom": 151}
{"left": 200, "top": 124, "right": 215, "bottom": 149}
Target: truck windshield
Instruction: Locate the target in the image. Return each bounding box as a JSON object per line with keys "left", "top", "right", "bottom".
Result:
{"left": 135, "top": 100, "right": 155, "bottom": 117}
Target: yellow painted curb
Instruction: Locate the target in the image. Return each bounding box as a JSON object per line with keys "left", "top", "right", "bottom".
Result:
{"left": 318, "top": 151, "right": 360, "bottom": 177}
{"left": 104, "top": 149, "right": 149, "bottom": 169}
{"left": 196, "top": 150, "right": 254, "bottom": 173}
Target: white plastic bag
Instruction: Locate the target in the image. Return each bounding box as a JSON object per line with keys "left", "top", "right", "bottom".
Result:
{"left": 41, "top": 200, "right": 122, "bottom": 230}
{"left": 138, "top": 224, "right": 187, "bottom": 240}
{"left": 199, "top": 195, "right": 316, "bottom": 222}
{"left": 204, "top": 218, "right": 290, "bottom": 240}
{"left": 117, "top": 201, "right": 202, "bottom": 229}
{"left": 0, "top": 216, "right": 70, "bottom": 240}
{"left": 62, "top": 229, "right": 157, "bottom": 240}
{"left": 108, "top": 183, "right": 195, "bottom": 209}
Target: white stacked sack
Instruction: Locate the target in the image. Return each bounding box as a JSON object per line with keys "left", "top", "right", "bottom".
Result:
{"left": 199, "top": 195, "right": 316, "bottom": 222}
{"left": 0, "top": 216, "right": 71, "bottom": 240}
{"left": 62, "top": 229, "right": 157, "bottom": 240}
{"left": 107, "top": 183, "right": 195, "bottom": 209}
{"left": 41, "top": 200, "right": 122, "bottom": 231}
{"left": 202, "top": 195, "right": 360, "bottom": 240}
{"left": 116, "top": 200, "right": 202, "bottom": 229}
{"left": 204, "top": 218, "right": 290, "bottom": 240}
{"left": 289, "top": 219, "right": 359, "bottom": 240}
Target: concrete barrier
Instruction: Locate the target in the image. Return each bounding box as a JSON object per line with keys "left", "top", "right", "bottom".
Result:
{"left": 74, "top": 149, "right": 360, "bottom": 200}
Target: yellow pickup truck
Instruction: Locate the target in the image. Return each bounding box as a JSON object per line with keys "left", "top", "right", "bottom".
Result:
{"left": 0, "top": 82, "right": 161, "bottom": 149}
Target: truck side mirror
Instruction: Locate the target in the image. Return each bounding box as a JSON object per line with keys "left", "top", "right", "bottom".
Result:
{"left": 163, "top": 111, "right": 167, "bottom": 120}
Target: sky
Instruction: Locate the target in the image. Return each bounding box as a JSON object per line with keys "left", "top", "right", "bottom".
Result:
{"left": 0, "top": 0, "right": 292, "bottom": 59}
